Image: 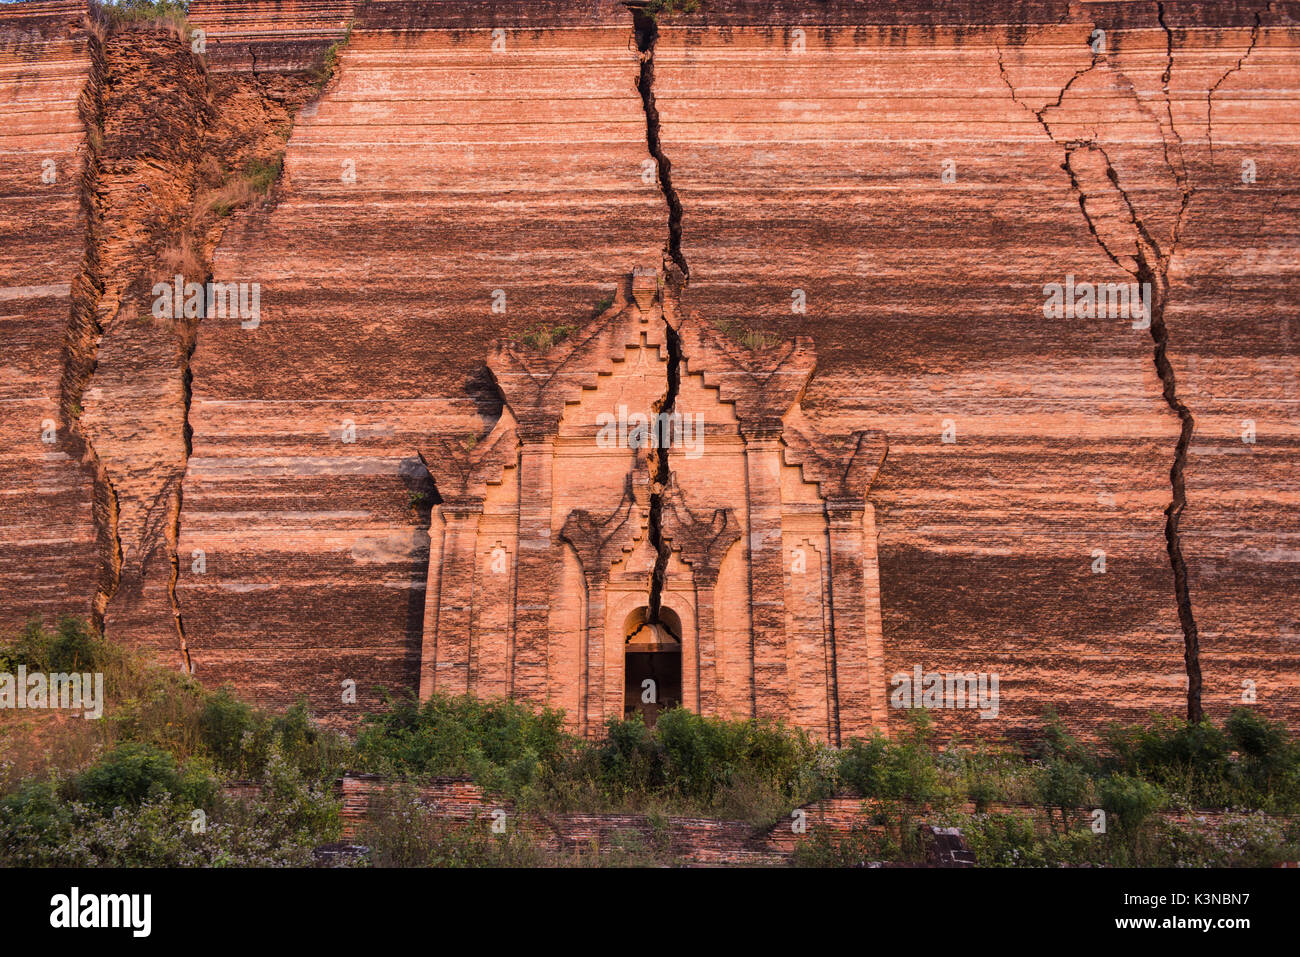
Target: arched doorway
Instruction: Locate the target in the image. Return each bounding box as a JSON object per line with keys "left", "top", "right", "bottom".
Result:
{"left": 623, "top": 606, "right": 682, "bottom": 726}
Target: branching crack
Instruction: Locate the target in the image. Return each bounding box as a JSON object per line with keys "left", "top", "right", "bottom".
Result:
{"left": 999, "top": 29, "right": 1204, "bottom": 721}
{"left": 1156, "top": 1, "right": 1191, "bottom": 194}
{"left": 62, "top": 15, "right": 319, "bottom": 670}
{"left": 1207, "top": 7, "right": 1264, "bottom": 164}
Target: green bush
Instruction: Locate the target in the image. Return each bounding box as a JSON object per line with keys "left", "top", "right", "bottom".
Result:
{"left": 837, "top": 712, "right": 945, "bottom": 804}
{"left": 0, "top": 778, "right": 72, "bottom": 843}
{"left": 73, "top": 742, "right": 188, "bottom": 809}
{"left": 1098, "top": 773, "right": 1165, "bottom": 863}
{"left": 593, "top": 714, "right": 663, "bottom": 799}
{"left": 354, "top": 693, "right": 572, "bottom": 800}
{"left": 955, "top": 811, "right": 1043, "bottom": 867}
{"left": 198, "top": 687, "right": 268, "bottom": 775}
{"left": 0, "top": 616, "right": 114, "bottom": 674}
{"left": 1149, "top": 813, "right": 1300, "bottom": 868}
{"left": 644, "top": 0, "right": 701, "bottom": 21}
{"left": 946, "top": 811, "right": 1102, "bottom": 868}
{"left": 1226, "top": 708, "right": 1299, "bottom": 804}
{"left": 101, "top": 1, "right": 190, "bottom": 25}
{"left": 352, "top": 700, "right": 833, "bottom": 824}
{"left": 1035, "top": 759, "right": 1092, "bottom": 832}
{"left": 790, "top": 821, "right": 897, "bottom": 867}
{"left": 110, "top": 676, "right": 206, "bottom": 762}
{"left": 653, "top": 708, "right": 829, "bottom": 822}
{"left": 1102, "top": 708, "right": 1299, "bottom": 812}
{"left": 358, "top": 784, "right": 544, "bottom": 868}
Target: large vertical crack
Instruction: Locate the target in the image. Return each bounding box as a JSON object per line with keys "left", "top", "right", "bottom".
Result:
{"left": 634, "top": 8, "right": 688, "bottom": 282}
{"left": 70, "top": 19, "right": 214, "bottom": 669}
{"left": 1069, "top": 143, "right": 1204, "bottom": 723}
{"left": 1139, "top": 261, "right": 1203, "bottom": 723}
{"left": 61, "top": 12, "right": 336, "bottom": 669}
{"left": 632, "top": 5, "right": 687, "bottom": 626}
{"left": 646, "top": 323, "right": 682, "bottom": 626}
{"left": 998, "top": 27, "right": 1205, "bottom": 722}
{"left": 61, "top": 13, "right": 122, "bottom": 635}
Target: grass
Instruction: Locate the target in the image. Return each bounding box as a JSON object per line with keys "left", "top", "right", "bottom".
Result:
{"left": 712, "top": 317, "right": 781, "bottom": 351}
{"left": 97, "top": 0, "right": 191, "bottom": 42}
{"left": 3, "top": 617, "right": 1298, "bottom": 867}
{"left": 196, "top": 154, "right": 284, "bottom": 218}
{"left": 644, "top": 0, "right": 702, "bottom": 21}
{"left": 518, "top": 323, "right": 574, "bottom": 350}
{"left": 243, "top": 156, "right": 283, "bottom": 194}
{"left": 311, "top": 21, "right": 355, "bottom": 90}
{"left": 157, "top": 233, "right": 204, "bottom": 284}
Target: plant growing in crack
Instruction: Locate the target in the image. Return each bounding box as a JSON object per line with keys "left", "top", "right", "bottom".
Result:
{"left": 519, "top": 324, "right": 573, "bottom": 350}
{"left": 98, "top": 0, "right": 191, "bottom": 40}
{"left": 201, "top": 154, "right": 284, "bottom": 217}
{"left": 312, "top": 20, "right": 355, "bottom": 90}
{"left": 244, "top": 155, "right": 283, "bottom": 194}
{"left": 643, "top": 0, "right": 701, "bottom": 21}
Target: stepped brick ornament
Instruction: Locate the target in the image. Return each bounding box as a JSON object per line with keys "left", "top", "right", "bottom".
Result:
{"left": 417, "top": 269, "right": 888, "bottom": 742}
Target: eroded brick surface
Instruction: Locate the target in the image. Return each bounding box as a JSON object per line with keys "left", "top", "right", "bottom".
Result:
{"left": 1, "top": 0, "right": 1297, "bottom": 742}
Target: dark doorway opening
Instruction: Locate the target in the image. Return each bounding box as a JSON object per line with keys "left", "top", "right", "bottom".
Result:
{"left": 623, "top": 606, "right": 681, "bottom": 726}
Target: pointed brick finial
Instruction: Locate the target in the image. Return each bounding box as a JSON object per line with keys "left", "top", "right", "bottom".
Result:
{"left": 631, "top": 266, "right": 658, "bottom": 311}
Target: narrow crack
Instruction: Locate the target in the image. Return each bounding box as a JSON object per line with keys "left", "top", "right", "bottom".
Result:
{"left": 999, "top": 34, "right": 1204, "bottom": 722}
{"left": 994, "top": 40, "right": 1100, "bottom": 133}
{"left": 1061, "top": 145, "right": 1131, "bottom": 269}
{"left": 170, "top": 269, "right": 205, "bottom": 676}
{"left": 166, "top": 18, "right": 354, "bottom": 673}
{"left": 1207, "top": 7, "right": 1264, "bottom": 164}
{"left": 632, "top": 5, "right": 688, "bottom": 625}
{"left": 1156, "top": 1, "right": 1192, "bottom": 194}
{"left": 1096, "top": 143, "right": 1164, "bottom": 261}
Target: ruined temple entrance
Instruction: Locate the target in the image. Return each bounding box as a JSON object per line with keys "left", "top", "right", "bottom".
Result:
{"left": 623, "top": 606, "right": 681, "bottom": 725}
{"left": 417, "top": 267, "right": 889, "bottom": 743}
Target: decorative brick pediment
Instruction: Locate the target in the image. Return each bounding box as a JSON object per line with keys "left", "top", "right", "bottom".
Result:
{"left": 671, "top": 309, "right": 817, "bottom": 437}
{"left": 560, "top": 473, "right": 640, "bottom": 582}
{"left": 782, "top": 411, "right": 888, "bottom": 506}
{"left": 487, "top": 274, "right": 671, "bottom": 440}
{"left": 419, "top": 268, "right": 888, "bottom": 743}
{"left": 417, "top": 415, "right": 518, "bottom": 512}
{"left": 658, "top": 479, "right": 742, "bottom": 589}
